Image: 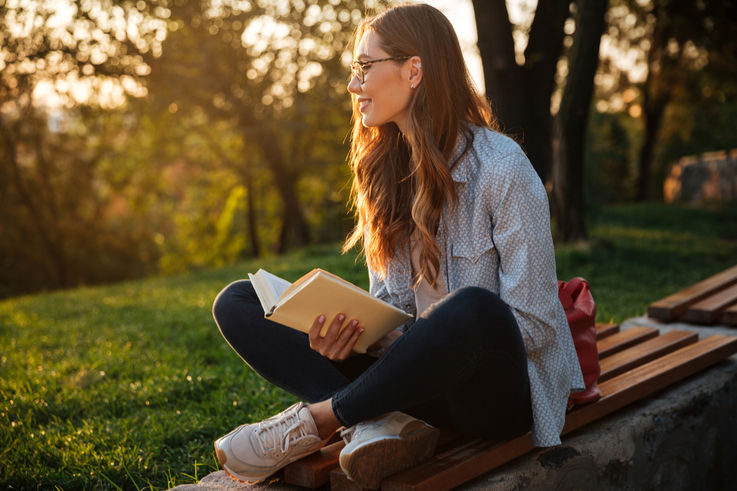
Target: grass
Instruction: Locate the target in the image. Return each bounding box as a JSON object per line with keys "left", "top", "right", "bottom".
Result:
{"left": 1, "top": 202, "right": 736, "bottom": 489}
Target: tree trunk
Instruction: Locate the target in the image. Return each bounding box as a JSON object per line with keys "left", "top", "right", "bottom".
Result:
{"left": 553, "top": 0, "right": 608, "bottom": 243}
{"left": 0, "top": 116, "right": 69, "bottom": 287}
{"left": 254, "top": 128, "right": 311, "bottom": 253}
{"left": 635, "top": 93, "right": 667, "bottom": 201}
{"left": 472, "top": 0, "right": 528, "bottom": 136}
{"left": 243, "top": 169, "right": 261, "bottom": 257}
{"left": 634, "top": 1, "right": 679, "bottom": 202}
{"left": 523, "top": 0, "right": 572, "bottom": 182}
{"left": 472, "top": 0, "right": 571, "bottom": 181}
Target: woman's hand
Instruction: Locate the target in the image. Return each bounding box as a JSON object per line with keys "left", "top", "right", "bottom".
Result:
{"left": 308, "top": 313, "right": 364, "bottom": 361}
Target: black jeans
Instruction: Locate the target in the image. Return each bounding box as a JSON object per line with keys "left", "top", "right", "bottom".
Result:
{"left": 212, "top": 280, "right": 532, "bottom": 441}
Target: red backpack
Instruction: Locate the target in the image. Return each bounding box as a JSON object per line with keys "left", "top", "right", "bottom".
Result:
{"left": 558, "top": 277, "right": 601, "bottom": 409}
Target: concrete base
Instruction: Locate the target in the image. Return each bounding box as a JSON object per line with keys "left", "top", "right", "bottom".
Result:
{"left": 460, "top": 317, "right": 737, "bottom": 491}
{"left": 176, "top": 317, "right": 737, "bottom": 491}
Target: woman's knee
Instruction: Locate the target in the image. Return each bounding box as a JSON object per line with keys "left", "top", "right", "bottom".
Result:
{"left": 212, "top": 279, "right": 258, "bottom": 330}
{"left": 445, "top": 287, "right": 520, "bottom": 340}
{"left": 448, "top": 287, "right": 509, "bottom": 320}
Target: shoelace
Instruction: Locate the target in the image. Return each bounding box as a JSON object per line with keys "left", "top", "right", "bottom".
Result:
{"left": 254, "top": 408, "right": 310, "bottom": 457}
{"left": 339, "top": 425, "right": 355, "bottom": 443}
{"left": 340, "top": 420, "right": 377, "bottom": 444}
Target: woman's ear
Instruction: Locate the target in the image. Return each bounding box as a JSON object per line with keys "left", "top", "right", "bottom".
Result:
{"left": 408, "top": 55, "right": 423, "bottom": 89}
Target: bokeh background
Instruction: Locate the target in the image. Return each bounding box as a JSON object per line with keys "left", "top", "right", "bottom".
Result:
{"left": 2, "top": 0, "right": 735, "bottom": 296}
{"left": 2, "top": 2, "right": 737, "bottom": 488}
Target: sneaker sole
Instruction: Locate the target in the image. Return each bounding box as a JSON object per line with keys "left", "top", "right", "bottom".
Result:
{"left": 214, "top": 441, "right": 269, "bottom": 483}
{"left": 339, "top": 423, "right": 440, "bottom": 489}
{"left": 214, "top": 438, "right": 329, "bottom": 483}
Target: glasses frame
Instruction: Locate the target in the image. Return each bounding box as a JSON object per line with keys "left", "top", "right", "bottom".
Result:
{"left": 350, "top": 56, "right": 411, "bottom": 84}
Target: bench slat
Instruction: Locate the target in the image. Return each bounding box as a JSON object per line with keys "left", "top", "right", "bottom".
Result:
{"left": 286, "top": 427, "right": 468, "bottom": 489}
{"left": 683, "top": 282, "right": 737, "bottom": 324}
{"left": 722, "top": 304, "right": 737, "bottom": 326}
{"left": 370, "top": 335, "right": 737, "bottom": 491}
{"left": 647, "top": 264, "right": 737, "bottom": 321}
{"left": 598, "top": 330, "right": 698, "bottom": 382}
{"left": 564, "top": 335, "right": 737, "bottom": 432}
{"left": 595, "top": 323, "right": 620, "bottom": 340}
{"left": 597, "top": 326, "right": 659, "bottom": 358}
{"left": 283, "top": 440, "right": 345, "bottom": 488}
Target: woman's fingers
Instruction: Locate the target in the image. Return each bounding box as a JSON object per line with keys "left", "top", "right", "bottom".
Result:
{"left": 308, "top": 315, "right": 327, "bottom": 350}
{"left": 308, "top": 313, "right": 364, "bottom": 360}
{"left": 334, "top": 321, "right": 364, "bottom": 360}
{"left": 323, "top": 313, "right": 346, "bottom": 343}
{"left": 327, "top": 319, "right": 359, "bottom": 359}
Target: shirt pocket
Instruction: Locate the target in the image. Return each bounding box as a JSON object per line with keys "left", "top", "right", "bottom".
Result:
{"left": 450, "top": 234, "right": 495, "bottom": 264}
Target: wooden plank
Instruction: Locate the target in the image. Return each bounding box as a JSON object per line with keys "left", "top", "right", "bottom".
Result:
{"left": 564, "top": 335, "right": 737, "bottom": 433}
{"left": 380, "top": 435, "right": 534, "bottom": 491}
{"left": 647, "top": 264, "right": 737, "bottom": 321}
{"left": 598, "top": 330, "right": 698, "bottom": 382}
{"left": 328, "top": 429, "right": 469, "bottom": 490}
{"left": 683, "top": 282, "right": 737, "bottom": 324}
{"left": 595, "top": 323, "right": 620, "bottom": 340}
{"left": 597, "top": 326, "right": 659, "bottom": 358}
{"left": 722, "top": 304, "right": 737, "bottom": 326}
{"left": 378, "top": 335, "right": 737, "bottom": 491}
{"left": 331, "top": 467, "right": 366, "bottom": 491}
{"left": 283, "top": 440, "right": 344, "bottom": 488}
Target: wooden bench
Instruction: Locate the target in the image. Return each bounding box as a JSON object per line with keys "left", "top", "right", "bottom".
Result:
{"left": 279, "top": 322, "right": 737, "bottom": 490}
{"left": 648, "top": 264, "right": 737, "bottom": 325}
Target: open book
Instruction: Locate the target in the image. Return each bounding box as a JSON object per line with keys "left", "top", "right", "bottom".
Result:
{"left": 248, "top": 268, "right": 413, "bottom": 354}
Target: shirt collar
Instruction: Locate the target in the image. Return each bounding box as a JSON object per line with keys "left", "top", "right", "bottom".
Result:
{"left": 449, "top": 128, "right": 474, "bottom": 184}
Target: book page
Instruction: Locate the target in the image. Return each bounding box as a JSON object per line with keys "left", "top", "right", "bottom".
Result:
{"left": 249, "top": 269, "right": 292, "bottom": 314}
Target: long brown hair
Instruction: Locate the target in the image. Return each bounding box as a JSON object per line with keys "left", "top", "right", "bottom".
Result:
{"left": 343, "top": 3, "right": 494, "bottom": 286}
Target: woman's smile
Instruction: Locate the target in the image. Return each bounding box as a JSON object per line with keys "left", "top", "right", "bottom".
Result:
{"left": 357, "top": 97, "right": 371, "bottom": 113}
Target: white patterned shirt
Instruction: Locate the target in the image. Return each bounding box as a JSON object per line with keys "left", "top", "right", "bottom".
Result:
{"left": 368, "top": 125, "right": 585, "bottom": 447}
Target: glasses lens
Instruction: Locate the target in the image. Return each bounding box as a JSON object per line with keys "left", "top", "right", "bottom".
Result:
{"left": 351, "top": 63, "right": 363, "bottom": 83}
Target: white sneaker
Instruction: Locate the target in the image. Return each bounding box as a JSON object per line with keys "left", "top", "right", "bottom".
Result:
{"left": 214, "top": 402, "right": 328, "bottom": 482}
{"left": 339, "top": 411, "right": 439, "bottom": 489}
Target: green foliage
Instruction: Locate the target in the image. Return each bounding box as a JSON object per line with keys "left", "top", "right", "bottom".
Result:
{"left": 2, "top": 203, "right": 736, "bottom": 488}
{"left": 584, "top": 110, "right": 637, "bottom": 205}
{"left": 556, "top": 202, "right": 737, "bottom": 322}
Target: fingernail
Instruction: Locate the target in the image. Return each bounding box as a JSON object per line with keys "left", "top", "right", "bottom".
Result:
{"left": 338, "top": 314, "right": 345, "bottom": 321}
{"left": 359, "top": 328, "right": 365, "bottom": 333}
{"left": 318, "top": 315, "right": 325, "bottom": 323}
{"left": 351, "top": 320, "right": 358, "bottom": 327}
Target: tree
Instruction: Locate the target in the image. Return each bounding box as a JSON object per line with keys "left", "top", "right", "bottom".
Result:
{"left": 594, "top": 0, "right": 737, "bottom": 200}
{"left": 471, "top": 0, "right": 570, "bottom": 183}
{"left": 632, "top": 0, "right": 737, "bottom": 200}
{"left": 0, "top": 1, "right": 163, "bottom": 294}
{"left": 472, "top": 0, "right": 609, "bottom": 241}
{"left": 552, "top": 0, "right": 608, "bottom": 242}
{"left": 144, "top": 0, "right": 378, "bottom": 253}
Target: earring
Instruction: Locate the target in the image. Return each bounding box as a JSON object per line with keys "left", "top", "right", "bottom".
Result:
{"left": 410, "top": 83, "right": 415, "bottom": 89}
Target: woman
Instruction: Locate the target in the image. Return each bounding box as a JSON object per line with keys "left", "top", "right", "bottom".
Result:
{"left": 211, "top": 3, "right": 584, "bottom": 489}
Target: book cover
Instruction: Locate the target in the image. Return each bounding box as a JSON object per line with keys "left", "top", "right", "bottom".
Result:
{"left": 249, "top": 268, "right": 412, "bottom": 354}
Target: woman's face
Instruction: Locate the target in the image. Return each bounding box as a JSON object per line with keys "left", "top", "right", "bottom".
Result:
{"left": 347, "top": 31, "right": 420, "bottom": 133}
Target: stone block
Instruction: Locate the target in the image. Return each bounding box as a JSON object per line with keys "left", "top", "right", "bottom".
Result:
{"left": 664, "top": 151, "right": 737, "bottom": 204}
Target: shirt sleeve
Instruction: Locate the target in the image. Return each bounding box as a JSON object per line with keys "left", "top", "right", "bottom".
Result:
{"left": 488, "top": 151, "right": 565, "bottom": 353}
{"left": 368, "top": 265, "right": 391, "bottom": 303}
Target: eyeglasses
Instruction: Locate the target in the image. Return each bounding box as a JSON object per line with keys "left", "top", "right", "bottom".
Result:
{"left": 350, "top": 56, "right": 411, "bottom": 84}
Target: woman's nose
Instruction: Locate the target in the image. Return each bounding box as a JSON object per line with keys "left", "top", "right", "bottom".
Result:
{"left": 347, "top": 74, "right": 361, "bottom": 94}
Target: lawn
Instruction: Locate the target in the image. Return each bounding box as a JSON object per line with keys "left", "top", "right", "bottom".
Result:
{"left": 1, "top": 202, "right": 736, "bottom": 489}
